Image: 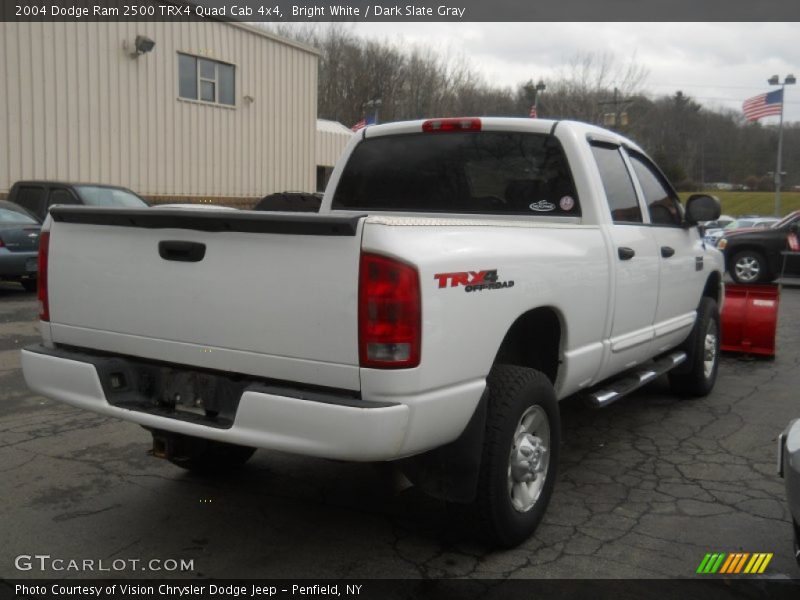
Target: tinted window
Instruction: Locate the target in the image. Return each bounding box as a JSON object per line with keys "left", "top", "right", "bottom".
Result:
{"left": 178, "top": 54, "right": 197, "bottom": 100}
{"left": 74, "top": 186, "right": 147, "bottom": 208}
{"left": 333, "top": 132, "right": 580, "bottom": 216}
{"left": 14, "top": 186, "right": 46, "bottom": 217}
{"left": 628, "top": 153, "right": 682, "bottom": 226}
{"left": 590, "top": 144, "right": 642, "bottom": 223}
{"left": 49, "top": 189, "right": 78, "bottom": 206}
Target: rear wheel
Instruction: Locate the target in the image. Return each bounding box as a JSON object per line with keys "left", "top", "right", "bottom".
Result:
{"left": 464, "top": 365, "right": 560, "bottom": 547}
{"left": 668, "top": 297, "right": 720, "bottom": 397}
{"left": 730, "top": 250, "right": 770, "bottom": 284}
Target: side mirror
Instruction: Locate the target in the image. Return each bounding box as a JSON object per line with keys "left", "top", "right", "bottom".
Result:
{"left": 685, "top": 194, "right": 721, "bottom": 226}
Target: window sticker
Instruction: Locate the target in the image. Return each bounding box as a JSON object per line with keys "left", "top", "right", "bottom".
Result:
{"left": 559, "top": 196, "right": 575, "bottom": 211}
{"left": 529, "top": 200, "right": 555, "bottom": 212}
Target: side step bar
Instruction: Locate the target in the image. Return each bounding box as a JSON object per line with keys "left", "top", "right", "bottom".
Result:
{"left": 584, "top": 351, "right": 687, "bottom": 408}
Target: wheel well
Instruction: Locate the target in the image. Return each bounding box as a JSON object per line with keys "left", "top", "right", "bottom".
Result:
{"left": 702, "top": 271, "right": 722, "bottom": 305}
{"left": 493, "top": 307, "right": 561, "bottom": 384}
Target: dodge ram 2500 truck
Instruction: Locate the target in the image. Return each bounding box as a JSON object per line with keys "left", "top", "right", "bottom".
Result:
{"left": 22, "top": 118, "right": 723, "bottom": 547}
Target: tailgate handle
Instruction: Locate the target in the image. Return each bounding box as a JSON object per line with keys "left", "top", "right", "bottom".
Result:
{"left": 158, "top": 241, "right": 206, "bottom": 262}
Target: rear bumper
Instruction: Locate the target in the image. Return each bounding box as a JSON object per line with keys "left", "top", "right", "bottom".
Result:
{"left": 0, "top": 250, "right": 38, "bottom": 277}
{"left": 21, "top": 345, "right": 413, "bottom": 461}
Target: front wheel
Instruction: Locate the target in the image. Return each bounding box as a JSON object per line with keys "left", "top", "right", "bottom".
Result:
{"left": 730, "top": 250, "right": 770, "bottom": 284}
{"left": 668, "top": 297, "right": 720, "bottom": 397}
{"left": 466, "top": 365, "right": 560, "bottom": 547}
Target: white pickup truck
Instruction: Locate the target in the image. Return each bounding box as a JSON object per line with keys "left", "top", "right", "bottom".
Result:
{"left": 22, "top": 118, "right": 724, "bottom": 547}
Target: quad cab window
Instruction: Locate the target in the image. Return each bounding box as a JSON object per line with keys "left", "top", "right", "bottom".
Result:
{"left": 333, "top": 132, "right": 580, "bottom": 217}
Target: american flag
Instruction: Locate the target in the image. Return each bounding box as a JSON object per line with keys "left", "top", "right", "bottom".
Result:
{"left": 742, "top": 89, "right": 783, "bottom": 122}
{"left": 351, "top": 115, "right": 376, "bottom": 132}
{"left": 529, "top": 105, "right": 537, "bottom": 118}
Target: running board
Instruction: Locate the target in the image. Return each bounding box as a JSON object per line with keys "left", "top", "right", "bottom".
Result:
{"left": 584, "top": 351, "right": 687, "bottom": 408}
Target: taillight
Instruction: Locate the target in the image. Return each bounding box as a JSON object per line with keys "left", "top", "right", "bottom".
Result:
{"left": 359, "top": 253, "right": 421, "bottom": 369}
{"left": 37, "top": 231, "right": 50, "bottom": 321}
{"left": 422, "top": 117, "right": 481, "bottom": 133}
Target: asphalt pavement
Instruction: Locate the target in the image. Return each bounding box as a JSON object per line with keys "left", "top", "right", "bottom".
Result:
{"left": 1, "top": 281, "right": 798, "bottom": 579}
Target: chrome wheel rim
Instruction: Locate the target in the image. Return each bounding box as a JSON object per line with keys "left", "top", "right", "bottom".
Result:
{"left": 703, "top": 319, "right": 718, "bottom": 379}
{"left": 508, "top": 405, "right": 550, "bottom": 513}
{"left": 734, "top": 256, "right": 760, "bottom": 283}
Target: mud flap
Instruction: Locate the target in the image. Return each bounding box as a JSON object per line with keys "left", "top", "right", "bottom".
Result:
{"left": 397, "top": 388, "right": 488, "bottom": 503}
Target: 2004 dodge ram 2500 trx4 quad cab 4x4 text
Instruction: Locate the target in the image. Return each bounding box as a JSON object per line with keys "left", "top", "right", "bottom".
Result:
{"left": 22, "top": 118, "right": 724, "bottom": 547}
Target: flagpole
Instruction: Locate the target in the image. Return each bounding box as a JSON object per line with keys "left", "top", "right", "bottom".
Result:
{"left": 775, "top": 84, "right": 785, "bottom": 217}
{"left": 769, "top": 74, "right": 796, "bottom": 217}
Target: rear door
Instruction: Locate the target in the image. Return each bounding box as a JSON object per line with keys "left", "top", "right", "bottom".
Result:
{"left": 626, "top": 150, "right": 703, "bottom": 353}
{"left": 590, "top": 142, "right": 660, "bottom": 378}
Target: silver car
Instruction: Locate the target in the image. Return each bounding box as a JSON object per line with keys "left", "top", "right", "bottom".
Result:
{"left": 705, "top": 217, "right": 779, "bottom": 247}
{"left": 779, "top": 419, "right": 800, "bottom": 566}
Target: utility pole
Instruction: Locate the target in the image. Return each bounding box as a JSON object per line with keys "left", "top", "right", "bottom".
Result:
{"left": 597, "top": 87, "right": 632, "bottom": 128}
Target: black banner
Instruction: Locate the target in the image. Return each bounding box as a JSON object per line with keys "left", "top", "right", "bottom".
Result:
{"left": 3, "top": 0, "right": 800, "bottom": 22}
{"left": 2, "top": 579, "right": 800, "bottom": 600}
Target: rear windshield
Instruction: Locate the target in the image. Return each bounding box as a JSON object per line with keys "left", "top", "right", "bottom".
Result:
{"left": 332, "top": 132, "right": 580, "bottom": 216}
{"left": 0, "top": 207, "right": 38, "bottom": 225}
{"left": 75, "top": 186, "right": 147, "bottom": 208}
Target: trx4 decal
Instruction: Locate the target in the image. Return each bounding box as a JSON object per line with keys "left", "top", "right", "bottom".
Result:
{"left": 434, "top": 269, "right": 515, "bottom": 293}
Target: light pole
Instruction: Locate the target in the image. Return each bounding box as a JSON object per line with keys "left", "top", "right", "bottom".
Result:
{"left": 768, "top": 74, "right": 796, "bottom": 216}
{"left": 364, "top": 98, "right": 382, "bottom": 125}
{"left": 534, "top": 80, "right": 546, "bottom": 115}
{"left": 523, "top": 80, "right": 546, "bottom": 117}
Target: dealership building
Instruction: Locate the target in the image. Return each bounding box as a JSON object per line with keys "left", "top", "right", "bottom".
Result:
{"left": 0, "top": 20, "right": 351, "bottom": 205}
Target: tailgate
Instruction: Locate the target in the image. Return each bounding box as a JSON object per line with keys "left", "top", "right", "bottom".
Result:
{"left": 45, "top": 207, "right": 365, "bottom": 390}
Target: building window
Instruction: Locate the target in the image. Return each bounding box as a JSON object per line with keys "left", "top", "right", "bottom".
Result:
{"left": 178, "top": 53, "right": 235, "bottom": 106}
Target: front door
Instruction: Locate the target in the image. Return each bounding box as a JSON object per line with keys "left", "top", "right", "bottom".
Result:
{"left": 590, "top": 143, "right": 660, "bottom": 380}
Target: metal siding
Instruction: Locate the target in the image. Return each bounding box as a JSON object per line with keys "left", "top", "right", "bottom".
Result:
{"left": 0, "top": 21, "right": 317, "bottom": 198}
{"left": 316, "top": 122, "right": 353, "bottom": 168}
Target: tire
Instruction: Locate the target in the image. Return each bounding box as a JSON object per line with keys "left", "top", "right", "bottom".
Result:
{"left": 730, "top": 250, "right": 770, "bottom": 284}
{"left": 668, "top": 297, "right": 720, "bottom": 397}
{"left": 155, "top": 432, "right": 256, "bottom": 474}
{"left": 466, "top": 365, "right": 560, "bottom": 547}
{"left": 20, "top": 279, "right": 37, "bottom": 293}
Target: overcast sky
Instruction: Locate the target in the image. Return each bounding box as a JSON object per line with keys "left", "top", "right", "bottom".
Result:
{"left": 293, "top": 22, "right": 800, "bottom": 123}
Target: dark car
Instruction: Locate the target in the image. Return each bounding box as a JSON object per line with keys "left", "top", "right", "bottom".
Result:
{"left": 0, "top": 200, "right": 41, "bottom": 292}
{"left": 253, "top": 191, "right": 322, "bottom": 212}
{"left": 7, "top": 180, "right": 148, "bottom": 221}
{"left": 718, "top": 210, "right": 800, "bottom": 283}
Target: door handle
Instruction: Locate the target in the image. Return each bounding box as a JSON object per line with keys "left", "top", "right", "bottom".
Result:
{"left": 618, "top": 247, "right": 635, "bottom": 260}
{"left": 158, "top": 240, "right": 206, "bottom": 262}
{"left": 661, "top": 246, "right": 675, "bottom": 258}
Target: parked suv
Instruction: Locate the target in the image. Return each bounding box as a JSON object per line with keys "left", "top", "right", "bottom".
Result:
{"left": 718, "top": 210, "right": 800, "bottom": 283}
{"left": 7, "top": 181, "right": 147, "bottom": 221}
